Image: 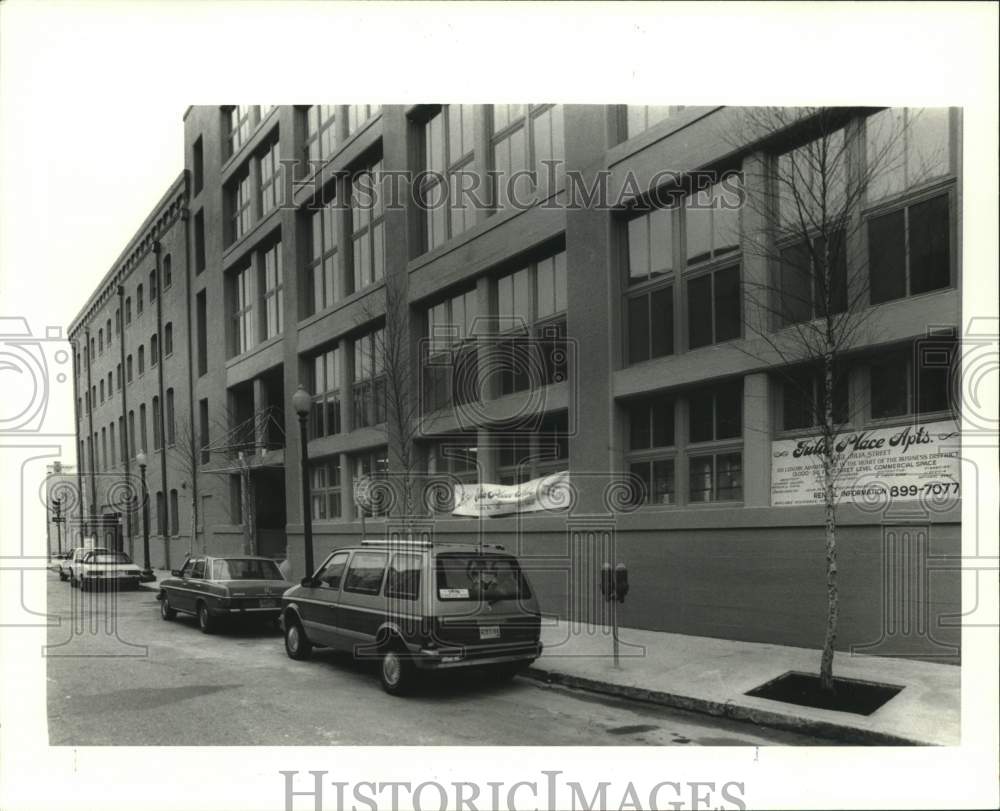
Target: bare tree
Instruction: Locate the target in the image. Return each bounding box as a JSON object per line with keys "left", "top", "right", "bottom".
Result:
{"left": 730, "top": 106, "right": 942, "bottom": 691}
{"left": 360, "top": 276, "right": 424, "bottom": 529}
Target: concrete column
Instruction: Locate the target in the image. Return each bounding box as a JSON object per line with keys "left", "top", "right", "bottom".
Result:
{"left": 472, "top": 105, "right": 494, "bottom": 219}
{"left": 340, "top": 451, "right": 355, "bottom": 522}
{"left": 740, "top": 151, "right": 772, "bottom": 337}
{"left": 252, "top": 377, "right": 268, "bottom": 453}
{"left": 742, "top": 372, "right": 771, "bottom": 507}
{"left": 564, "top": 105, "right": 616, "bottom": 513}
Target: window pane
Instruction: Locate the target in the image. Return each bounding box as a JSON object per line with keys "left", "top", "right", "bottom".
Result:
{"left": 909, "top": 194, "right": 950, "bottom": 294}
{"left": 713, "top": 266, "right": 741, "bottom": 342}
{"left": 908, "top": 108, "right": 950, "bottom": 186}
{"left": 649, "top": 207, "right": 673, "bottom": 275}
{"left": 715, "top": 381, "right": 742, "bottom": 439}
{"left": 553, "top": 252, "right": 567, "bottom": 313}
{"left": 688, "top": 455, "right": 714, "bottom": 502}
{"left": 513, "top": 267, "right": 530, "bottom": 325}
{"left": 536, "top": 257, "right": 555, "bottom": 319}
{"left": 649, "top": 286, "right": 673, "bottom": 358}
{"left": 628, "top": 402, "right": 651, "bottom": 450}
{"left": 814, "top": 230, "right": 848, "bottom": 317}
{"left": 688, "top": 390, "right": 714, "bottom": 443}
{"left": 870, "top": 354, "right": 908, "bottom": 418}
{"left": 782, "top": 370, "right": 815, "bottom": 430}
{"left": 715, "top": 453, "right": 743, "bottom": 501}
{"left": 916, "top": 339, "right": 955, "bottom": 414}
{"left": 627, "top": 216, "right": 649, "bottom": 282}
{"left": 687, "top": 275, "right": 712, "bottom": 349}
{"left": 652, "top": 399, "right": 674, "bottom": 447}
{"left": 628, "top": 296, "right": 650, "bottom": 364}
{"left": 867, "top": 108, "right": 906, "bottom": 201}
{"left": 686, "top": 194, "right": 712, "bottom": 263}
{"left": 780, "top": 240, "right": 813, "bottom": 325}
{"left": 651, "top": 459, "right": 675, "bottom": 505}
{"left": 628, "top": 461, "right": 651, "bottom": 505}
{"left": 343, "top": 552, "right": 387, "bottom": 595}
{"left": 868, "top": 208, "right": 907, "bottom": 304}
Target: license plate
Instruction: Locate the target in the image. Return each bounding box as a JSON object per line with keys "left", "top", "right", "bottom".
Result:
{"left": 479, "top": 625, "right": 500, "bottom": 640}
{"left": 260, "top": 599, "right": 277, "bottom": 608}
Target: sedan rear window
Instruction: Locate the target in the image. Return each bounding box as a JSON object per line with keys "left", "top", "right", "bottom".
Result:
{"left": 85, "top": 552, "right": 131, "bottom": 564}
{"left": 212, "top": 559, "right": 284, "bottom": 580}
{"left": 435, "top": 554, "right": 531, "bottom": 602}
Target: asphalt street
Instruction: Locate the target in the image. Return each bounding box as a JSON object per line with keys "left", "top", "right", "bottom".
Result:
{"left": 45, "top": 572, "right": 832, "bottom": 746}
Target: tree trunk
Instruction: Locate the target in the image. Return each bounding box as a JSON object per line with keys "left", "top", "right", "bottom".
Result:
{"left": 820, "top": 459, "right": 839, "bottom": 692}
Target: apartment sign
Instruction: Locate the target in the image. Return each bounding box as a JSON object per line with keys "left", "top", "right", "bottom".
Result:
{"left": 770, "top": 419, "right": 961, "bottom": 507}
{"left": 452, "top": 471, "right": 571, "bottom": 517}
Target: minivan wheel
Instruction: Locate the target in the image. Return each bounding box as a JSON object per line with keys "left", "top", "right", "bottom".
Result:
{"left": 379, "top": 645, "right": 414, "bottom": 696}
{"left": 284, "top": 618, "right": 312, "bottom": 661}
{"left": 197, "top": 603, "right": 215, "bottom": 634}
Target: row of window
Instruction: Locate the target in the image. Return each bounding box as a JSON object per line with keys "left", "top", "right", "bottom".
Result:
{"left": 79, "top": 324, "right": 175, "bottom": 417}
{"left": 81, "top": 389, "right": 178, "bottom": 481}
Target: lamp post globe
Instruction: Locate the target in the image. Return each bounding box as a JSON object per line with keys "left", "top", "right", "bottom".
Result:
{"left": 293, "top": 385, "right": 315, "bottom": 580}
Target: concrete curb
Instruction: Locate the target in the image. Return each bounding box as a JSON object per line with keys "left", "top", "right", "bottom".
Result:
{"left": 523, "top": 665, "right": 928, "bottom": 746}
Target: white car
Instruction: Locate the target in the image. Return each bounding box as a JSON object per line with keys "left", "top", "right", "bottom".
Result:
{"left": 75, "top": 550, "right": 142, "bottom": 591}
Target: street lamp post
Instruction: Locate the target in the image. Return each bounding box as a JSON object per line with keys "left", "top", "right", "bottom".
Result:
{"left": 292, "top": 385, "right": 315, "bottom": 581}
{"left": 136, "top": 450, "right": 153, "bottom": 581}
{"left": 52, "top": 497, "right": 63, "bottom": 556}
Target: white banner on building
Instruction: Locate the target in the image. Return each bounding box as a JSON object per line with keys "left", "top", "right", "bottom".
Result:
{"left": 452, "top": 471, "right": 571, "bottom": 517}
{"left": 770, "top": 419, "right": 961, "bottom": 508}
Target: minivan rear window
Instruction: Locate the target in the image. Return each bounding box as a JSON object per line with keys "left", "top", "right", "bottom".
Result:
{"left": 435, "top": 554, "right": 531, "bottom": 602}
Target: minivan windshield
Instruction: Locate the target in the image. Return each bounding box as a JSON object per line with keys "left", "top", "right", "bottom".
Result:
{"left": 435, "top": 554, "right": 531, "bottom": 602}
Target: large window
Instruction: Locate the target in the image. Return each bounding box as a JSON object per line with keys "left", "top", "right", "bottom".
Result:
{"left": 496, "top": 412, "right": 569, "bottom": 484}
{"left": 226, "top": 105, "right": 254, "bottom": 158}
{"left": 625, "top": 106, "right": 686, "bottom": 139}
{"left": 423, "top": 288, "right": 479, "bottom": 413}
{"left": 428, "top": 432, "right": 479, "bottom": 483}
{"left": 687, "top": 380, "right": 743, "bottom": 503}
{"left": 232, "top": 265, "right": 255, "bottom": 355}
{"left": 152, "top": 396, "right": 162, "bottom": 451}
{"left": 229, "top": 170, "right": 253, "bottom": 244}
{"left": 868, "top": 193, "right": 951, "bottom": 304}
{"left": 194, "top": 210, "right": 206, "bottom": 273}
{"left": 626, "top": 396, "right": 676, "bottom": 506}
{"left": 778, "top": 230, "right": 848, "bottom": 325}
{"left": 869, "top": 337, "right": 957, "bottom": 420}
{"left": 423, "top": 105, "right": 476, "bottom": 251}
{"left": 309, "top": 345, "right": 342, "bottom": 439}
{"left": 262, "top": 242, "right": 284, "bottom": 339}
{"left": 866, "top": 108, "right": 951, "bottom": 203}
{"left": 350, "top": 161, "right": 384, "bottom": 292}
{"left": 780, "top": 366, "right": 850, "bottom": 431}
{"left": 686, "top": 264, "right": 740, "bottom": 349}
{"left": 139, "top": 404, "right": 148, "bottom": 454}
{"left": 491, "top": 104, "right": 564, "bottom": 210}
{"left": 495, "top": 251, "right": 568, "bottom": 395}
{"left": 166, "top": 388, "right": 175, "bottom": 446}
{"left": 865, "top": 109, "right": 953, "bottom": 304}
{"left": 259, "top": 140, "right": 283, "bottom": 217}
{"left": 353, "top": 448, "right": 389, "bottom": 517}
{"left": 347, "top": 104, "right": 380, "bottom": 136}
{"left": 308, "top": 198, "right": 340, "bottom": 315}
{"left": 352, "top": 328, "right": 386, "bottom": 428}
{"left": 304, "top": 105, "right": 337, "bottom": 164}
{"left": 685, "top": 178, "right": 741, "bottom": 265}
{"left": 310, "top": 457, "right": 342, "bottom": 520}
{"left": 626, "top": 206, "right": 675, "bottom": 364}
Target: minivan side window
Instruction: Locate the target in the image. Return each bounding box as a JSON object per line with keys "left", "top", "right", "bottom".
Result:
{"left": 315, "top": 552, "right": 349, "bottom": 590}
{"left": 385, "top": 553, "right": 422, "bottom": 600}
{"left": 343, "top": 552, "right": 387, "bottom": 596}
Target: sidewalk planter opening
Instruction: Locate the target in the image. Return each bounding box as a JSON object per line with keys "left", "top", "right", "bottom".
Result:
{"left": 745, "top": 671, "right": 904, "bottom": 716}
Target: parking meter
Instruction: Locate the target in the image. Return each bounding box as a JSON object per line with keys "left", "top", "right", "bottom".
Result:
{"left": 614, "top": 563, "right": 629, "bottom": 603}
{"left": 600, "top": 563, "right": 614, "bottom": 600}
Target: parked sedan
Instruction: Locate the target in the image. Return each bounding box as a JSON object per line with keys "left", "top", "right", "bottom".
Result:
{"left": 76, "top": 550, "right": 143, "bottom": 590}
{"left": 157, "top": 555, "right": 293, "bottom": 633}
{"left": 67, "top": 546, "right": 111, "bottom": 587}
{"left": 50, "top": 551, "right": 71, "bottom": 576}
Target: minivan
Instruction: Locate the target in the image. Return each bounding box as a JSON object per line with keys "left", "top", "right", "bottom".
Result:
{"left": 280, "top": 540, "right": 543, "bottom": 694}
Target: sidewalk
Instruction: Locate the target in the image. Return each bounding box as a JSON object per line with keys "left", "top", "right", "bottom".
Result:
{"left": 524, "top": 620, "right": 959, "bottom": 745}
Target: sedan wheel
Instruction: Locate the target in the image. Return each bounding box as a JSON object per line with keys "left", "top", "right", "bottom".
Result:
{"left": 160, "top": 593, "right": 176, "bottom": 620}
{"left": 284, "top": 619, "right": 312, "bottom": 661}
{"left": 197, "top": 603, "right": 214, "bottom": 634}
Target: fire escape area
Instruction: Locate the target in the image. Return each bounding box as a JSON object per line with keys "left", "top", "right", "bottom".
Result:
{"left": 205, "top": 368, "right": 287, "bottom": 559}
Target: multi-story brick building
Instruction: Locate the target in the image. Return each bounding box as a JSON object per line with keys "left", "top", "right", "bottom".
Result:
{"left": 70, "top": 105, "right": 961, "bottom": 657}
